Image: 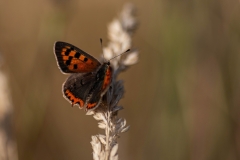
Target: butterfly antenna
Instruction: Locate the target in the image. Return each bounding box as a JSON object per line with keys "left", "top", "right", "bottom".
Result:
{"left": 109, "top": 49, "right": 130, "bottom": 61}
{"left": 100, "top": 38, "right": 106, "bottom": 61}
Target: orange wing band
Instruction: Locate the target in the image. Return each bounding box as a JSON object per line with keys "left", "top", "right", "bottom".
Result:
{"left": 102, "top": 67, "right": 112, "bottom": 91}
{"left": 87, "top": 103, "right": 97, "bottom": 109}
{"left": 65, "top": 90, "right": 84, "bottom": 108}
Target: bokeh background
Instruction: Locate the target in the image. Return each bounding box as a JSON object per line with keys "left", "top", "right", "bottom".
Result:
{"left": 0, "top": 0, "right": 240, "bottom": 160}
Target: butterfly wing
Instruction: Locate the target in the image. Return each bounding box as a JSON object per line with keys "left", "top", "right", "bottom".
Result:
{"left": 54, "top": 41, "right": 101, "bottom": 73}
{"left": 86, "top": 64, "right": 112, "bottom": 110}
{"left": 63, "top": 73, "right": 95, "bottom": 108}
{"left": 62, "top": 62, "right": 112, "bottom": 111}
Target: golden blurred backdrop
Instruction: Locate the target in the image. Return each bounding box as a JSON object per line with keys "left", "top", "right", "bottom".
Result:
{"left": 0, "top": 0, "right": 240, "bottom": 160}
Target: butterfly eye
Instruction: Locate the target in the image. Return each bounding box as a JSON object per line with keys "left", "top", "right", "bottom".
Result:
{"left": 107, "top": 62, "right": 110, "bottom": 65}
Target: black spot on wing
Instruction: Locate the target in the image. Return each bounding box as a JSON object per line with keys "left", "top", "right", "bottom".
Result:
{"left": 66, "top": 60, "right": 71, "bottom": 65}
{"left": 84, "top": 57, "right": 88, "bottom": 62}
{"left": 73, "top": 64, "right": 78, "bottom": 69}
{"left": 65, "top": 49, "right": 71, "bottom": 56}
{"left": 65, "top": 56, "right": 73, "bottom": 66}
{"left": 74, "top": 52, "right": 81, "bottom": 58}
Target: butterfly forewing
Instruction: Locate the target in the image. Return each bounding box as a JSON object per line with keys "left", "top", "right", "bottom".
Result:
{"left": 54, "top": 41, "right": 101, "bottom": 73}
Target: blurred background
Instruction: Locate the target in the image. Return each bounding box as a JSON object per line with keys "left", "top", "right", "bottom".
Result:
{"left": 0, "top": 0, "right": 240, "bottom": 160}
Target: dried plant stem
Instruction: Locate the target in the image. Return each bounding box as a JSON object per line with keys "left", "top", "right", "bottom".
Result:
{"left": 105, "top": 111, "right": 111, "bottom": 160}
{"left": 88, "top": 3, "right": 138, "bottom": 160}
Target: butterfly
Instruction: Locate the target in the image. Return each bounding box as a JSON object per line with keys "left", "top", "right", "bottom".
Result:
{"left": 54, "top": 41, "right": 112, "bottom": 111}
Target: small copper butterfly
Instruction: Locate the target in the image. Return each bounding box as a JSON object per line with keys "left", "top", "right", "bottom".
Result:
{"left": 54, "top": 41, "right": 112, "bottom": 110}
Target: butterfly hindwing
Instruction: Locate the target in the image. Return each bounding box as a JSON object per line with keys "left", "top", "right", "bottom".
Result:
{"left": 63, "top": 73, "right": 95, "bottom": 108}
{"left": 54, "top": 41, "right": 101, "bottom": 73}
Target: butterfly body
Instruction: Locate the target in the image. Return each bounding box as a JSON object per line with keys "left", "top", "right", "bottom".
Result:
{"left": 54, "top": 41, "right": 112, "bottom": 110}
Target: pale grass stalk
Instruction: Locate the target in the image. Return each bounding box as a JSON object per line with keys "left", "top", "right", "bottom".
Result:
{"left": 0, "top": 56, "right": 18, "bottom": 160}
{"left": 87, "top": 3, "right": 138, "bottom": 160}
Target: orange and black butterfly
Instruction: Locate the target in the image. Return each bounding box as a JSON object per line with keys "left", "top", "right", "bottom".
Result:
{"left": 54, "top": 41, "right": 112, "bottom": 111}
